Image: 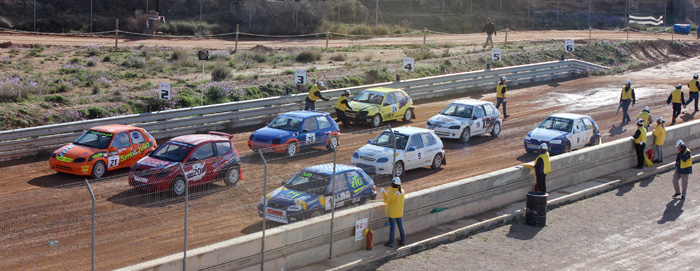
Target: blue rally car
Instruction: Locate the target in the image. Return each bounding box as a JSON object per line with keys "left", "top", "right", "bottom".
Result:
{"left": 258, "top": 164, "right": 377, "bottom": 224}
{"left": 248, "top": 111, "right": 340, "bottom": 157}
{"left": 524, "top": 113, "right": 602, "bottom": 154}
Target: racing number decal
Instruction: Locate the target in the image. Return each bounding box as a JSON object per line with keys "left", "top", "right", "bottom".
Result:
{"left": 390, "top": 104, "right": 399, "bottom": 113}
{"left": 325, "top": 191, "right": 351, "bottom": 210}
{"left": 418, "top": 152, "right": 422, "bottom": 159}
{"left": 577, "top": 138, "right": 580, "bottom": 144}
{"left": 188, "top": 163, "right": 207, "bottom": 181}
{"left": 306, "top": 133, "right": 316, "bottom": 143}
{"left": 108, "top": 154, "right": 119, "bottom": 168}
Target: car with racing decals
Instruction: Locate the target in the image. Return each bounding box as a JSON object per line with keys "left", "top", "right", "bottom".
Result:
{"left": 49, "top": 124, "right": 157, "bottom": 179}
{"left": 426, "top": 99, "right": 502, "bottom": 143}
{"left": 128, "top": 131, "right": 241, "bottom": 196}
{"left": 524, "top": 113, "right": 602, "bottom": 154}
{"left": 258, "top": 164, "right": 377, "bottom": 224}
{"left": 345, "top": 87, "right": 415, "bottom": 128}
{"left": 351, "top": 127, "right": 446, "bottom": 177}
{"left": 248, "top": 111, "right": 340, "bottom": 157}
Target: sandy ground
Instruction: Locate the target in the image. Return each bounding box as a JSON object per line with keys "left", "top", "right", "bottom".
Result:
{"left": 1, "top": 35, "right": 700, "bottom": 269}
{"left": 376, "top": 164, "right": 700, "bottom": 271}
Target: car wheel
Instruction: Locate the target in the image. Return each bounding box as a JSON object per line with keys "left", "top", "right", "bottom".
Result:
{"left": 326, "top": 135, "right": 339, "bottom": 151}
{"left": 593, "top": 136, "right": 602, "bottom": 146}
{"left": 403, "top": 109, "right": 412, "bottom": 122}
{"left": 394, "top": 161, "right": 405, "bottom": 177}
{"left": 308, "top": 208, "right": 323, "bottom": 219}
{"left": 286, "top": 142, "right": 298, "bottom": 157}
{"left": 491, "top": 122, "right": 501, "bottom": 137}
{"left": 370, "top": 114, "right": 382, "bottom": 128}
{"left": 459, "top": 127, "right": 471, "bottom": 143}
{"left": 431, "top": 153, "right": 443, "bottom": 170}
{"left": 171, "top": 177, "right": 186, "bottom": 197}
{"left": 223, "top": 166, "right": 240, "bottom": 186}
{"left": 563, "top": 142, "right": 572, "bottom": 153}
{"left": 358, "top": 196, "right": 368, "bottom": 206}
{"left": 90, "top": 161, "right": 106, "bottom": 179}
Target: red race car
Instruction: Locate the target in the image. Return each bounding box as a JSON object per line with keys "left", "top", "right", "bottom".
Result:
{"left": 129, "top": 131, "right": 241, "bottom": 196}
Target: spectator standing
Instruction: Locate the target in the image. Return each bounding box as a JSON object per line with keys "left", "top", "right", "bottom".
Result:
{"left": 482, "top": 18, "right": 496, "bottom": 49}
{"left": 652, "top": 117, "right": 666, "bottom": 163}
{"left": 672, "top": 140, "right": 692, "bottom": 200}
{"left": 381, "top": 177, "right": 406, "bottom": 248}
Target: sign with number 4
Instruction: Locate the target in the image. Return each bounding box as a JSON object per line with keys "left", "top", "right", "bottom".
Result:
{"left": 295, "top": 69, "right": 307, "bottom": 85}
{"left": 492, "top": 48, "right": 502, "bottom": 61}
{"left": 159, "top": 82, "right": 171, "bottom": 100}
{"left": 565, "top": 40, "right": 575, "bottom": 52}
{"left": 403, "top": 57, "right": 415, "bottom": 72}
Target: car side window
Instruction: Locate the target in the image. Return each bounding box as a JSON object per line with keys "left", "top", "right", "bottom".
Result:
{"left": 583, "top": 117, "right": 595, "bottom": 130}
{"left": 130, "top": 130, "right": 146, "bottom": 144}
{"left": 112, "top": 132, "right": 131, "bottom": 149}
{"left": 421, "top": 133, "right": 438, "bottom": 147}
{"left": 484, "top": 104, "right": 495, "bottom": 116}
{"left": 214, "top": 141, "right": 232, "bottom": 157}
{"left": 190, "top": 143, "right": 214, "bottom": 161}
{"left": 474, "top": 106, "right": 486, "bottom": 118}
{"left": 328, "top": 173, "right": 350, "bottom": 194}
{"left": 407, "top": 134, "right": 424, "bottom": 150}
{"left": 384, "top": 92, "right": 397, "bottom": 105}
{"left": 316, "top": 116, "right": 332, "bottom": 129}
{"left": 302, "top": 117, "right": 318, "bottom": 132}
{"left": 575, "top": 119, "right": 586, "bottom": 132}
{"left": 395, "top": 92, "right": 409, "bottom": 107}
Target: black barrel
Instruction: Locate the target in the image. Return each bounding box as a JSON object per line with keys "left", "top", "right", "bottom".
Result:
{"left": 525, "top": 191, "right": 548, "bottom": 226}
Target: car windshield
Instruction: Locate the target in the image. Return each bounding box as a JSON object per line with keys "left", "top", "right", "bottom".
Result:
{"left": 353, "top": 91, "right": 385, "bottom": 105}
{"left": 370, "top": 131, "right": 409, "bottom": 150}
{"left": 284, "top": 171, "right": 329, "bottom": 194}
{"left": 150, "top": 142, "right": 192, "bottom": 162}
{"left": 268, "top": 116, "right": 302, "bottom": 131}
{"left": 538, "top": 117, "right": 574, "bottom": 132}
{"left": 73, "top": 130, "right": 114, "bottom": 149}
{"left": 440, "top": 103, "right": 474, "bottom": 118}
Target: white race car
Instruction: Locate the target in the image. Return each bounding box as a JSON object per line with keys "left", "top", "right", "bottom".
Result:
{"left": 426, "top": 99, "right": 502, "bottom": 143}
{"left": 351, "top": 127, "right": 446, "bottom": 176}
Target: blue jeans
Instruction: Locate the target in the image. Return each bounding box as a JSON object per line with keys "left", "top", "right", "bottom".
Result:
{"left": 388, "top": 217, "right": 405, "bottom": 244}
{"left": 304, "top": 99, "right": 315, "bottom": 111}
{"left": 484, "top": 34, "right": 493, "bottom": 48}
{"left": 496, "top": 97, "right": 507, "bottom": 116}
{"left": 686, "top": 92, "right": 699, "bottom": 111}
{"left": 621, "top": 100, "right": 631, "bottom": 122}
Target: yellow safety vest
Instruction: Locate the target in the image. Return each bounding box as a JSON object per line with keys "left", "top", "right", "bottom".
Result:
{"left": 536, "top": 152, "right": 551, "bottom": 174}
{"left": 652, "top": 124, "right": 665, "bottom": 145}
{"left": 637, "top": 111, "right": 650, "bottom": 127}
{"left": 307, "top": 85, "right": 320, "bottom": 102}
{"left": 690, "top": 79, "right": 699, "bottom": 93}
{"left": 634, "top": 126, "right": 647, "bottom": 144}
{"left": 680, "top": 149, "right": 692, "bottom": 169}
{"left": 334, "top": 95, "right": 348, "bottom": 111}
{"left": 671, "top": 88, "right": 683, "bottom": 104}
{"left": 382, "top": 187, "right": 405, "bottom": 218}
{"left": 497, "top": 83, "right": 506, "bottom": 98}
{"left": 620, "top": 87, "right": 634, "bottom": 101}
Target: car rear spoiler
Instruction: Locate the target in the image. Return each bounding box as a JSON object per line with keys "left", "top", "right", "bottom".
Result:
{"left": 208, "top": 131, "right": 235, "bottom": 139}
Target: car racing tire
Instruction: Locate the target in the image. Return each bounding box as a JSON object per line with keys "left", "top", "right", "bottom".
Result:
{"left": 286, "top": 142, "right": 298, "bottom": 157}
{"left": 171, "top": 177, "right": 186, "bottom": 197}
{"left": 491, "top": 122, "right": 501, "bottom": 138}
{"left": 309, "top": 208, "right": 323, "bottom": 219}
{"left": 403, "top": 109, "right": 412, "bottom": 122}
{"left": 326, "top": 135, "right": 339, "bottom": 151}
{"left": 431, "top": 153, "right": 443, "bottom": 170}
{"left": 591, "top": 136, "right": 602, "bottom": 146}
{"left": 394, "top": 161, "right": 405, "bottom": 177}
{"left": 563, "top": 142, "right": 572, "bottom": 153}
{"left": 90, "top": 161, "right": 106, "bottom": 179}
{"left": 223, "top": 166, "right": 240, "bottom": 186}
{"left": 459, "top": 127, "right": 471, "bottom": 143}
{"left": 370, "top": 114, "right": 382, "bottom": 128}
{"left": 358, "top": 196, "right": 368, "bottom": 206}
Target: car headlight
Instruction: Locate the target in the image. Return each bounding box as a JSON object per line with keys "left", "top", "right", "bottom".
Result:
{"left": 550, "top": 140, "right": 562, "bottom": 144}
{"left": 51, "top": 153, "right": 56, "bottom": 158}
{"left": 271, "top": 138, "right": 281, "bottom": 145}
{"left": 249, "top": 134, "right": 254, "bottom": 141}
{"left": 353, "top": 152, "right": 359, "bottom": 158}
{"left": 449, "top": 125, "right": 460, "bottom": 129}
{"left": 358, "top": 111, "right": 368, "bottom": 117}
{"left": 524, "top": 136, "right": 531, "bottom": 140}
{"left": 287, "top": 205, "right": 303, "bottom": 212}
{"left": 376, "top": 157, "right": 389, "bottom": 163}
{"left": 426, "top": 120, "right": 433, "bottom": 126}
{"left": 259, "top": 197, "right": 266, "bottom": 206}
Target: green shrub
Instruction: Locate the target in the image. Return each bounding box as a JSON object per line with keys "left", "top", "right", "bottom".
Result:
{"left": 44, "top": 94, "right": 70, "bottom": 104}
{"left": 403, "top": 47, "right": 437, "bottom": 61}
{"left": 121, "top": 56, "right": 146, "bottom": 69}
{"left": 211, "top": 65, "right": 230, "bottom": 81}
{"left": 50, "top": 84, "right": 72, "bottom": 94}
{"left": 372, "top": 25, "right": 390, "bottom": 35}
{"left": 87, "top": 106, "right": 109, "bottom": 118}
{"left": 296, "top": 50, "right": 322, "bottom": 63}
{"left": 330, "top": 54, "right": 346, "bottom": 61}
{"left": 102, "top": 55, "right": 111, "bottom": 62}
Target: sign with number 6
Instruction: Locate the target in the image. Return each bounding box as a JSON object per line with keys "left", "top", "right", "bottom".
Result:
{"left": 565, "top": 40, "right": 575, "bottom": 52}
{"left": 403, "top": 57, "right": 415, "bottom": 71}
{"left": 491, "top": 48, "right": 502, "bottom": 61}
{"left": 159, "top": 82, "right": 171, "bottom": 100}
{"left": 295, "top": 69, "right": 307, "bottom": 85}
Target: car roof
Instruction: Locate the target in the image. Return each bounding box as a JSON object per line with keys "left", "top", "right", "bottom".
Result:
{"left": 281, "top": 111, "right": 328, "bottom": 119}
{"left": 362, "top": 87, "right": 402, "bottom": 93}
{"left": 384, "top": 127, "right": 433, "bottom": 135}
{"left": 91, "top": 124, "right": 141, "bottom": 133}
{"left": 549, "top": 113, "right": 591, "bottom": 120}
{"left": 169, "top": 134, "right": 230, "bottom": 146}
{"left": 304, "top": 163, "right": 359, "bottom": 175}
{"left": 451, "top": 99, "right": 492, "bottom": 106}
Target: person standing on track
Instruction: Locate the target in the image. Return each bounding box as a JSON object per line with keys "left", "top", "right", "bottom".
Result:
{"left": 619, "top": 79, "right": 636, "bottom": 124}
{"left": 495, "top": 76, "right": 510, "bottom": 118}
{"left": 685, "top": 73, "right": 699, "bottom": 112}
{"left": 482, "top": 18, "right": 496, "bottom": 49}
{"left": 381, "top": 177, "right": 406, "bottom": 248}
{"left": 334, "top": 90, "right": 353, "bottom": 128}
{"left": 652, "top": 117, "right": 666, "bottom": 163}
{"left": 637, "top": 106, "right": 653, "bottom": 131}
{"left": 534, "top": 143, "right": 551, "bottom": 193}
{"left": 304, "top": 80, "right": 329, "bottom": 111}
{"left": 672, "top": 140, "right": 692, "bottom": 200}
{"left": 666, "top": 84, "right": 686, "bottom": 125}
{"left": 632, "top": 118, "right": 647, "bottom": 169}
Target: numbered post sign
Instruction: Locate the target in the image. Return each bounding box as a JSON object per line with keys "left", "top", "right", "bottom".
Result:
{"left": 491, "top": 48, "right": 502, "bottom": 61}
{"left": 159, "top": 82, "right": 171, "bottom": 100}
{"left": 565, "top": 40, "right": 575, "bottom": 52}
{"left": 402, "top": 57, "right": 415, "bottom": 72}
{"left": 355, "top": 218, "right": 369, "bottom": 241}
{"left": 295, "top": 69, "right": 307, "bottom": 85}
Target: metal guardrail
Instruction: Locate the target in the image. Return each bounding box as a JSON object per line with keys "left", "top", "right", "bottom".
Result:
{"left": 0, "top": 59, "right": 608, "bottom": 160}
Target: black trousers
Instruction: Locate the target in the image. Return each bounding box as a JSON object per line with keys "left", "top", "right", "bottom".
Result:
{"left": 672, "top": 103, "right": 682, "bottom": 123}
{"left": 635, "top": 143, "right": 646, "bottom": 168}
{"left": 335, "top": 109, "right": 349, "bottom": 128}
{"left": 535, "top": 172, "right": 546, "bottom": 193}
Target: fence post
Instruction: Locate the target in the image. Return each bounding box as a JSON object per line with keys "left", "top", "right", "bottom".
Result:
{"left": 329, "top": 147, "right": 337, "bottom": 259}
{"left": 258, "top": 149, "right": 268, "bottom": 271}
{"left": 389, "top": 124, "right": 396, "bottom": 177}
{"left": 84, "top": 179, "right": 95, "bottom": 271}
{"left": 115, "top": 19, "right": 119, "bottom": 49}
{"left": 178, "top": 163, "right": 190, "bottom": 271}
{"left": 235, "top": 24, "right": 239, "bottom": 53}
{"left": 589, "top": 26, "right": 592, "bottom": 41}
{"left": 423, "top": 27, "right": 427, "bottom": 46}
{"left": 504, "top": 28, "right": 509, "bottom": 45}
{"left": 326, "top": 31, "right": 330, "bottom": 50}
{"left": 626, "top": 27, "right": 629, "bottom": 42}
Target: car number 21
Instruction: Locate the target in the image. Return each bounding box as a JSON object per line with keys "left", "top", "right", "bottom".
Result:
{"left": 108, "top": 154, "right": 119, "bottom": 168}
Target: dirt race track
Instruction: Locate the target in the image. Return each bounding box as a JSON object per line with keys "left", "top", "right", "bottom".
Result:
{"left": 1, "top": 31, "right": 700, "bottom": 270}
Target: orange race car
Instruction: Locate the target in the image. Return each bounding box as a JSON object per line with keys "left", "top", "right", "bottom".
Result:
{"left": 49, "top": 124, "right": 157, "bottom": 178}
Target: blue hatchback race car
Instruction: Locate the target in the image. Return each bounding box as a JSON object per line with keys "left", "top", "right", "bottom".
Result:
{"left": 258, "top": 164, "right": 377, "bottom": 224}
{"left": 524, "top": 113, "right": 602, "bottom": 154}
{"left": 248, "top": 111, "right": 340, "bottom": 157}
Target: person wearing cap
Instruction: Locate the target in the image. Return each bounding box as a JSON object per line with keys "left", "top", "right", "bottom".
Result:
{"left": 334, "top": 90, "right": 353, "bottom": 128}
{"left": 632, "top": 118, "right": 647, "bottom": 169}
{"left": 652, "top": 117, "right": 666, "bottom": 163}
{"left": 495, "top": 76, "right": 510, "bottom": 118}
{"left": 304, "top": 80, "right": 329, "bottom": 111}
{"left": 672, "top": 140, "right": 692, "bottom": 200}
{"left": 686, "top": 73, "right": 700, "bottom": 112}
{"left": 619, "top": 79, "right": 636, "bottom": 124}
{"left": 381, "top": 177, "right": 406, "bottom": 247}
{"left": 637, "top": 106, "right": 653, "bottom": 131}
{"left": 534, "top": 143, "right": 551, "bottom": 193}
{"left": 666, "top": 84, "right": 686, "bottom": 125}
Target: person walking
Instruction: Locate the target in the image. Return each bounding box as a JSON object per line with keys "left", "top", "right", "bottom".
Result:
{"left": 652, "top": 117, "right": 666, "bottom": 163}
{"left": 381, "top": 177, "right": 405, "bottom": 248}
{"left": 672, "top": 140, "right": 692, "bottom": 200}
{"left": 619, "top": 79, "right": 636, "bottom": 124}
{"left": 304, "top": 81, "right": 329, "bottom": 111}
{"left": 482, "top": 18, "right": 496, "bottom": 49}
{"left": 637, "top": 106, "right": 653, "bottom": 131}
{"left": 495, "top": 76, "right": 510, "bottom": 118}
{"left": 685, "top": 73, "right": 699, "bottom": 112}
{"left": 666, "top": 84, "right": 686, "bottom": 125}
{"left": 334, "top": 90, "right": 353, "bottom": 128}
{"left": 534, "top": 143, "right": 551, "bottom": 193}
{"left": 632, "top": 118, "right": 647, "bottom": 169}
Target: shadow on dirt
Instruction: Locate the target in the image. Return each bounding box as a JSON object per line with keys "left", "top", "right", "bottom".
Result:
{"left": 608, "top": 123, "right": 629, "bottom": 137}
{"left": 28, "top": 168, "right": 131, "bottom": 189}
{"left": 505, "top": 221, "right": 544, "bottom": 240}
{"left": 241, "top": 220, "right": 284, "bottom": 235}
{"left": 657, "top": 199, "right": 684, "bottom": 224}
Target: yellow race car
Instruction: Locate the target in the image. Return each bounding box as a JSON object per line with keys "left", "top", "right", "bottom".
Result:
{"left": 345, "top": 87, "right": 415, "bottom": 127}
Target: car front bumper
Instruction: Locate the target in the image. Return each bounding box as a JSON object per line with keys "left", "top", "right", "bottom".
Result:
{"left": 49, "top": 158, "right": 93, "bottom": 176}
{"left": 427, "top": 126, "right": 461, "bottom": 139}
{"left": 350, "top": 157, "right": 392, "bottom": 175}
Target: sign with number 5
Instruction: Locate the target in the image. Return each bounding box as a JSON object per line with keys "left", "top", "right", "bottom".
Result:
{"left": 295, "top": 69, "right": 307, "bottom": 85}
{"left": 491, "top": 48, "right": 502, "bottom": 61}
{"left": 403, "top": 57, "right": 415, "bottom": 71}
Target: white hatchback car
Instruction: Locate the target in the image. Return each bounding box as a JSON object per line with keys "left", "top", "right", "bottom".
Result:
{"left": 351, "top": 127, "right": 446, "bottom": 177}
{"left": 426, "top": 99, "right": 502, "bottom": 143}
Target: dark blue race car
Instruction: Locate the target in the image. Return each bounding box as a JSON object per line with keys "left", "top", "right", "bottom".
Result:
{"left": 258, "top": 164, "right": 377, "bottom": 224}
{"left": 248, "top": 111, "right": 340, "bottom": 157}
{"left": 524, "top": 113, "right": 602, "bottom": 155}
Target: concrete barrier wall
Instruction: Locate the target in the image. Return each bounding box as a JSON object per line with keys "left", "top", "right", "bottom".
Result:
{"left": 119, "top": 120, "right": 700, "bottom": 271}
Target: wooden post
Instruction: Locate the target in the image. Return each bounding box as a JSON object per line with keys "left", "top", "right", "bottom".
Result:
{"left": 423, "top": 27, "right": 427, "bottom": 46}
{"left": 626, "top": 27, "right": 629, "bottom": 42}
{"left": 504, "top": 28, "right": 508, "bottom": 45}
{"left": 326, "top": 31, "right": 330, "bottom": 50}
{"left": 589, "top": 26, "right": 592, "bottom": 41}
{"left": 115, "top": 19, "right": 119, "bottom": 49}
{"left": 235, "top": 24, "right": 239, "bottom": 53}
